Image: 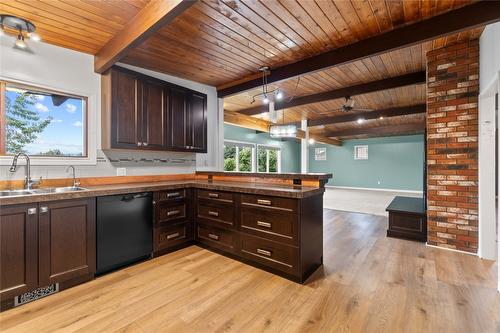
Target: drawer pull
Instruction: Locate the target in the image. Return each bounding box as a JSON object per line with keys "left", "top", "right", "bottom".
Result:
{"left": 27, "top": 207, "right": 37, "bottom": 215}
{"left": 208, "top": 233, "right": 219, "bottom": 240}
{"left": 166, "top": 232, "right": 180, "bottom": 240}
{"left": 166, "top": 192, "right": 181, "bottom": 198}
{"left": 208, "top": 211, "right": 219, "bottom": 217}
{"left": 257, "top": 199, "right": 272, "bottom": 206}
{"left": 167, "top": 210, "right": 180, "bottom": 217}
{"left": 257, "top": 221, "right": 271, "bottom": 228}
{"left": 208, "top": 193, "right": 219, "bottom": 198}
{"left": 256, "top": 248, "right": 272, "bottom": 257}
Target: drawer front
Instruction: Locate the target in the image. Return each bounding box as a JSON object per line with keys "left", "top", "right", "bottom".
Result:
{"left": 197, "top": 224, "right": 235, "bottom": 252}
{"left": 197, "top": 189, "right": 234, "bottom": 203}
{"left": 389, "top": 213, "right": 425, "bottom": 233}
{"left": 241, "top": 207, "right": 298, "bottom": 245}
{"left": 155, "top": 222, "right": 191, "bottom": 251}
{"left": 157, "top": 203, "right": 186, "bottom": 224}
{"left": 240, "top": 194, "right": 297, "bottom": 212}
{"left": 239, "top": 234, "right": 298, "bottom": 276}
{"left": 197, "top": 201, "right": 235, "bottom": 227}
{"left": 157, "top": 189, "right": 186, "bottom": 202}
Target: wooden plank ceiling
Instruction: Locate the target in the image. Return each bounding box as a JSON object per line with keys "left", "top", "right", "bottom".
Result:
{"left": 0, "top": 0, "right": 485, "bottom": 140}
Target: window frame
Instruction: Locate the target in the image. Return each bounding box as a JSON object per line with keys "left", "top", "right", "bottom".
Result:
{"left": 354, "top": 145, "right": 369, "bottom": 160}
{"left": 257, "top": 144, "right": 281, "bottom": 173}
{"left": 223, "top": 140, "right": 256, "bottom": 173}
{"left": 0, "top": 79, "right": 96, "bottom": 166}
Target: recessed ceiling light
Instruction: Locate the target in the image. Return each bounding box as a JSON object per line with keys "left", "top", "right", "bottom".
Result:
{"left": 308, "top": 138, "right": 315, "bottom": 145}
{"left": 357, "top": 118, "right": 364, "bottom": 124}
{"left": 379, "top": 116, "right": 384, "bottom": 120}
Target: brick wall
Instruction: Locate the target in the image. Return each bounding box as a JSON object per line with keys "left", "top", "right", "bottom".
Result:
{"left": 426, "top": 39, "right": 479, "bottom": 253}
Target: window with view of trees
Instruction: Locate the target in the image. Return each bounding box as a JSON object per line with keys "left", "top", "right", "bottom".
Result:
{"left": 1, "top": 82, "right": 87, "bottom": 157}
{"left": 257, "top": 145, "right": 281, "bottom": 173}
{"left": 224, "top": 141, "right": 254, "bottom": 172}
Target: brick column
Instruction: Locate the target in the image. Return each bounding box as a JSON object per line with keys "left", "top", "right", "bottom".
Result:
{"left": 426, "top": 39, "right": 479, "bottom": 253}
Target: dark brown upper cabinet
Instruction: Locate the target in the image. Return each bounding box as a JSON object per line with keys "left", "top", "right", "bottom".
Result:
{"left": 102, "top": 66, "right": 206, "bottom": 153}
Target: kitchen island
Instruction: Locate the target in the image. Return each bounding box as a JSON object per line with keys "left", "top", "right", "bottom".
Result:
{"left": 0, "top": 172, "right": 331, "bottom": 310}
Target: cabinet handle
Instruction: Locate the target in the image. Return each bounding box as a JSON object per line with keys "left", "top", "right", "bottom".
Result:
{"left": 208, "top": 211, "right": 219, "bottom": 217}
{"left": 166, "top": 232, "right": 180, "bottom": 240}
{"left": 137, "top": 142, "right": 142, "bottom": 146}
{"left": 257, "top": 199, "right": 272, "bottom": 206}
{"left": 257, "top": 221, "right": 271, "bottom": 228}
{"left": 208, "top": 233, "right": 219, "bottom": 240}
{"left": 167, "top": 210, "right": 180, "bottom": 217}
{"left": 40, "top": 206, "right": 49, "bottom": 214}
{"left": 256, "top": 248, "right": 272, "bottom": 257}
{"left": 167, "top": 192, "right": 181, "bottom": 198}
{"left": 143, "top": 142, "right": 148, "bottom": 147}
{"left": 27, "top": 207, "right": 37, "bottom": 215}
{"left": 208, "top": 193, "right": 219, "bottom": 198}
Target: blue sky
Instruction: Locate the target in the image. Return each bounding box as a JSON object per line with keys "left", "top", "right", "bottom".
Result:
{"left": 6, "top": 89, "right": 85, "bottom": 156}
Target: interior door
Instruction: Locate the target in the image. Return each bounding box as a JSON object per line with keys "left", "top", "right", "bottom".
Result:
{"left": 0, "top": 204, "right": 38, "bottom": 300}
{"left": 112, "top": 69, "right": 140, "bottom": 149}
{"left": 38, "top": 199, "right": 96, "bottom": 286}
{"left": 141, "top": 79, "right": 165, "bottom": 150}
{"left": 189, "top": 92, "right": 207, "bottom": 153}
{"left": 168, "top": 86, "right": 189, "bottom": 151}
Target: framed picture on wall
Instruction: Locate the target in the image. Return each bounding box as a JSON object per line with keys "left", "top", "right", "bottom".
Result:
{"left": 354, "top": 145, "right": 368, "bottom": 160}
{"left": 315, "top": 148, "right": 327, "bottom": 161}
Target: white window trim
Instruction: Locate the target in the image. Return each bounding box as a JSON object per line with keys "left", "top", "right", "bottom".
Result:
{"left": 223, "top": 140, "right": 256, "bottom": 172}
{"left": 0, "top": 76, "right": 97, "bottom": 166}
{"left": 257, "top": 144, "right": 281, "bottom": 173}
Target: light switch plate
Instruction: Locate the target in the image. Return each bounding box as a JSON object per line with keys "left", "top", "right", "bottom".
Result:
{"left": 117, "top": 168, "right": 126, "bottom": 176}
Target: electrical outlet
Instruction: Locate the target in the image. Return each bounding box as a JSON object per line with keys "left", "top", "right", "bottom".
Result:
{"left": 117, "top": 168, "right": 126, "bottom": 176}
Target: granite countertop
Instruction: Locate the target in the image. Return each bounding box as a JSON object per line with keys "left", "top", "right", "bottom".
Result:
{"left": 196, "top": 171, "right": 333, "bottom": 180}
{"left": 0, "top": 180, "right": 325, "bottom": 206}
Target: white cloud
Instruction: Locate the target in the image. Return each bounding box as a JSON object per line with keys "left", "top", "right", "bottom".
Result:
{"left": 66, "top": 103, "right": 77, "bottom": 113}
{"left": 51, "top": 119, "right": 63, "bottom": 123}
{"left": 34, "top": 102, "right": 49, "bottom": 113}
{"left": 73, "top": 121, "right": 83, "bottom": 127}
{"left": 35, "top": 95, "right": 45, "bottom": 101}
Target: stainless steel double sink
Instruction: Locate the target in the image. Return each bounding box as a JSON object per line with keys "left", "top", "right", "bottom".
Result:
{"left": 0, "top": 187, "right": 87, "bottom": 197}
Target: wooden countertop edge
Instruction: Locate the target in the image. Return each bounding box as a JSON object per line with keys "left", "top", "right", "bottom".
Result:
{"left": 195, "top": 171, "right": 333, "bottom": 180}
{"left": 0, "top": 181, "right": 325, "bottom": 206}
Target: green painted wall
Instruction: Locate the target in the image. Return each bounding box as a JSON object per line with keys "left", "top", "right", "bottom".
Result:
{"left": 309, "top": 135, "right": 425, "bottom": 191}
{"left": 224, "top": 124, "right": 301, "bottom": 173}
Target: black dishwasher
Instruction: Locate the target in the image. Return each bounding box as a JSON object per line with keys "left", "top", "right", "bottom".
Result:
{"left": 96, "top": 192, "right": 153, "bottom": 275}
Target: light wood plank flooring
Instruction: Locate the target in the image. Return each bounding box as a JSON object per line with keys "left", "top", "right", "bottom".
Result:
{"left": 1, "top": 210, "right": 498, "bottom": 333}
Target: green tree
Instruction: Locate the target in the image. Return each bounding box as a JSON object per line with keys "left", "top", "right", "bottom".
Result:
{"left": 239, "top": 147, "right": 252, "bottom": 172}
{"left": 6, "top": 93, "right": 52, "bottom": 154}
{"left": 40, "top": 149, "right": 63, "bottom": 156}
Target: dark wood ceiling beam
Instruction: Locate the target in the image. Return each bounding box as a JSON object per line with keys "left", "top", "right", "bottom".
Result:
{"left": 323, "top": 122, "right": 426, "bottom": 138}
{"left": 238, "top": 72, "right": 425, "bottom": 116}
{"left": 217, "top": 1, "right": 500, "bottom": 97}
{"left": 308, "top": 104, "right": 426, "bottom": 127}
{"left": 94, "top": 0, "right": 195, "bottom": 73}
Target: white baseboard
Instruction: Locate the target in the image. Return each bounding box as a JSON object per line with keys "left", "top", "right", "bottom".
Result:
{"left": 325, "top": 185, "right": 423, "bottom": 194}
{"left": 426, "top": 243, "right": 477, "bottom": 256}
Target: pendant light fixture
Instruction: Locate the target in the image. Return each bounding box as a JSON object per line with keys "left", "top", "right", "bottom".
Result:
{"left": 250, "top": 66, "right": 284, "bottom": 106}
{"left": 0, "top": 15, "right": 41, "bottom": 49}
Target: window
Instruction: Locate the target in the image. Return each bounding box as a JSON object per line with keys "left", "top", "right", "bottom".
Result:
{"left": 1, "top": 82, "right": 87, "bottom": 157}
{"left": 354, "top": 145, "right": 368, "bottom": 160}
{"left": 257, "top": 145, "right": 281, "bottom": 173}
{"left": 224, "top": 141, "right": 255, "bottom": 172}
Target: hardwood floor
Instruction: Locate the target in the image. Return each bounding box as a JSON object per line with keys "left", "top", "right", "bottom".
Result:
{"left": 1, "top": 210, "right": 498, "bottom": 333}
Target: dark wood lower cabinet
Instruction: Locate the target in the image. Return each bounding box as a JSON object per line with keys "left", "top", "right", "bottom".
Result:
{"left": 0, "top": 204, "right": 38, "bottom": 301}
{"left": 1, "top": 199, "right": 96, "bottom": 311}
{"left": 38, "top": 199, "right": 96, "bottom": 286}
{"left": 386, "top": 196, "right": 427, "bottom": 242}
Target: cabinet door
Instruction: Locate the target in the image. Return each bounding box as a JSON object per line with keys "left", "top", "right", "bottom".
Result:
{"left": 0, "top": 205, "right": 38, "bottom": 300}
{"left": 141, "top": 79, "right": 165, "bottom": 150}
{"left": 112, "top": 69, "right": 140, "bottom": 149}
{"left": 188, "top": 92, "right": 207, "bottom": 153}
{"left": 167, "top": 86, "right": 189, "bottom": 151}
{"left": 38, "top": 199, "right": 96, "bottom": 286}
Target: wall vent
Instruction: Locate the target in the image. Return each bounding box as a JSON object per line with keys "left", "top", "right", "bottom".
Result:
{"left": 14, "top": 283, "right": 59, "bottom": 306}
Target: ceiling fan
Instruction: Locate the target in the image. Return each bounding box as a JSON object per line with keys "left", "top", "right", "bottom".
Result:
{"left": 336, "top": 96, "right": 373, "bottom": 113}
